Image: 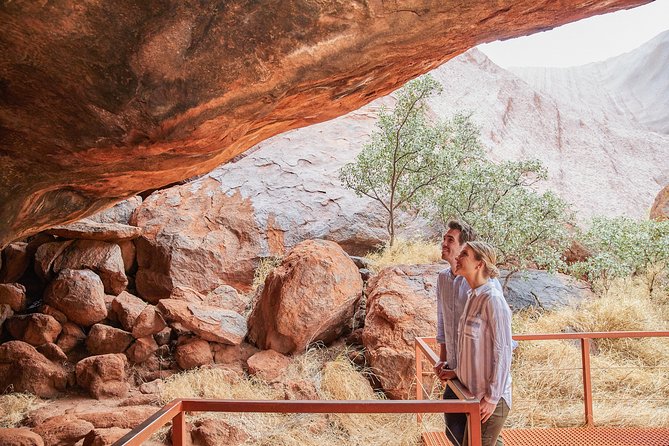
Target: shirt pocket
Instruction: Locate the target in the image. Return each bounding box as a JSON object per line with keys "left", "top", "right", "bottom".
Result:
{"left": 463, "top": 315, "right": 482, "bottom": 340}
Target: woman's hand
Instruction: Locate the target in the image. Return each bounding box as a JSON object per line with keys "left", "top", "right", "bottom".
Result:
{"left": 480, "top": 399, "right": 497, "bottom": 423}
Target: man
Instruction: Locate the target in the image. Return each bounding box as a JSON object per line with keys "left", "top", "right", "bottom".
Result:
{"left": 433, "top": 220, "right": 477, "bottom": 446}
{"left": 434, "top": 220, "right": 504, "bottom": 446}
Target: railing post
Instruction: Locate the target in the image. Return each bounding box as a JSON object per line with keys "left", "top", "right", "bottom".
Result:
{"left": 172, "top": 410, "right": 185, "bottom": 445}
{"left": 468, "top": 405, "right": 482, "bottom": 446}
{"left": 580, "top": 337, "right": 594, "bottom": 427}
{"left": 415, "top": 340, "right": 423, "bottom": 423}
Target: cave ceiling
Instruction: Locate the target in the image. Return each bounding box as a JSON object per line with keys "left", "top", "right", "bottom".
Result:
{"left": 0, "top": 0, "right": 650, "bottom": 247}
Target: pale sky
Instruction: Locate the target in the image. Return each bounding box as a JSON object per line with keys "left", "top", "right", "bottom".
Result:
{"left": 478, "top": 0, "right": 669, "bottom": 68}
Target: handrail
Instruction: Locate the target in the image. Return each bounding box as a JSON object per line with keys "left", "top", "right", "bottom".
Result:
{"left": 416, "top": 330, "right": 669, "bottom": 428}
{"left": 113, "top": 398, "right": 482, "bottom": 446}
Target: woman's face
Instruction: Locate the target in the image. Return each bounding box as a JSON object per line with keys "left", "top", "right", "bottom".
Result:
{"left": 455, "top": 245, "right": 480, "bottom": 280}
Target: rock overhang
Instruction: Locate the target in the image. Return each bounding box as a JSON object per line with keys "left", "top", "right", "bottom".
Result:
{"left": 0, "top": 0, "right": 651, "bottom": 247}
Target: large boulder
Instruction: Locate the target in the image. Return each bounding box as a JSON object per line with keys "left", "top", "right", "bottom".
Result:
{"left": 0, "top": 243, "right": 30, "bottom": 284}
{"left": 133, "top": 186, "right": 263, "bottom": 301}
{"left": 248, "top": 239, "right": 363, "bottom": 354}
{"left": 0, "top": 341, "right": 70, "bottom": 398}
{"left": 362, "top": 264, "right": 442, "bottom": 400}
{"left": 85, "top": 324, "right": 134, "bottom": 355}
{"left": 131, "top": 305, "right": 166, "bottom": 339}
{"left": 44, "top": 269, "right": 107, "bottom": 326}
{"left": 246, "top": 350, "right": 291, "bottom": 382}
{"left": 157, "top": 299, "right": 247, "bottom": 345}
{"left": 174, "top": 337, "right": 213, "bottom": 370}
{"left": 500, "top": 269, "right": 594, "bottom": 311}
{"left": 52, "top": 240, "right": 127, "bottom": 295}
{"left": 46, "top": 219, "right": 142, "bottom": 242}
{"left": 0, "top": 283, "right": 26, "bottom": 312}
{"left": 32, "top": 415, "right": 94, "bottom": 446}
{"left": 87, "top": 197, "right": 142, "bottom": 225}
{"left": 75, "top": 354, "right": 129, "bottom": 399}
{"left": 57, "top": 322, "right": 87, "bottom": 353}
{"left": 111, "top": 291, "right": 147, "bottom": 331}
{"left": 0, "top": 428, "right": 44, "bottom": 446}
{"left": 6, "top": 314, "right": 62, "bottom": 346}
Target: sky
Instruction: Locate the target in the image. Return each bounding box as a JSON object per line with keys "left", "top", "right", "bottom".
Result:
{"left": 478, "top": 0, "right": 669, "bottom": 68}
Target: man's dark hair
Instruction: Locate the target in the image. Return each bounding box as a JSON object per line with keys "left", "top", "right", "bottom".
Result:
{"left": 446, "top": 219, "right": 477, "bottom": 245}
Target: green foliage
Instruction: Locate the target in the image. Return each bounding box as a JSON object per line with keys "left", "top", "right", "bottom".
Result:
{"left": 339, "top": 75, "right": 481, "bottom": 246}
{"left": 570, "top": 217, "right": 669, "bottom": 292}
{"left": 435, "top": 158, "right": 573, "bottom": 273}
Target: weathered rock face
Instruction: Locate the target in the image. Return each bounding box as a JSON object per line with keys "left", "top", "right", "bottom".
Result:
{"left": 362, "top": 264, "right": 442, "bottom": 399}
{"left": 44, "top": 269, "right": 108, "bottom": 327}
{"left": 75, "top": 354, "right": 129, "bottom": 399}
{"left": 0, "top": 1, "right": 648, "bottom": 247}
{"left": 248, "top": 239, "right": 363, "bottom": 354}
{"left": 500, "top": 269, "right": 594, "bottom": 311}
{"left": 651, "top": 184, "right": 669, "bottom": 221}
{"left": 133, "top": 184, "right": 263, "bottom": 298}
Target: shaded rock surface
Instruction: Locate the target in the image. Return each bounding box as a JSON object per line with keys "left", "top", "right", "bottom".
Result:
{"left": 248, "top": 240, "right": 363, "bottom": 354}
{"left": 0, "top": 1, "right": 646, "bottom": 247}
{"left": 44, "top": 269, "right": 107, "bottom": 327}
{"left": 158, "top": 299, "right": 247, "bottom": 345}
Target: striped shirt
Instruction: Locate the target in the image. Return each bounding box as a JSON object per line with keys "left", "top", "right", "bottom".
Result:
{"left": 436, "top": 268, "right": 502, "bottom": 369}
{"left": 455, "top": 282, "right": 513, "bottom": 408}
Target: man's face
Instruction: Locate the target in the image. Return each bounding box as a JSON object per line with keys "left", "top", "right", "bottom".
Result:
{"left": 441, "top": 228, "right": 463, "bottom": 265}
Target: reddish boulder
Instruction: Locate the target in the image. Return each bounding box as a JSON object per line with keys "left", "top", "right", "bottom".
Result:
{"left": 204, "top": 285, "right": 249, "bottom": 314}
{"left": 76, "top": 406, "right": 157, "bottom": 429}
{"left": 38, "top": 305, "right": 67, "bottom": 324}
{"left": 0, "top": 341, "right": 70, "bottom": 398}
{"left": 32, "top": 415, "right": 94, "bottom": 446}
{"left": 33, "top": 241, "right": 74, "bottom": 281}
{"left": 0, "top": 283, "right": 26, "bottom": 311}
{"left": 44, "top": 269, "right": 107, "bottom": 326}
{"left": 83, "top": 428, "right": 130, "bottom": 446}
{"left": 246, "top": 350, "right": 291, "bottom": 382}
{"left": 6, "top": 314, "right": 62, "bottom": 346}
{"left": 118, "top": 240, "right": 136, "bottom": 274}
{"left": 248, "top": 240, "right": 363, "bottom": 354}
{"left": 651, "top": 184, "right": 669, "bottom": 221}
{"left": 75, "top": 354, "right": 129, "bottom": 399}
{"left": 190, "top": 419, "right": 248, "bottom": 446}
{"left": 111, "top": 291, "right": 146, "bottom": 331}
{"left": 46, "top": 219, "right": 142, "bottom": 242}
{"left": 157, "top": 299, "right": 246, "bottom": 345}
{"left": 0, "top": 428, "right": 44, "bottom": 446}
{"left": 131, "top": 305, "right": 166, "bottom": 338}
{"left": 0, "top": 305, "right": 13, "bottom": 331}
{"left": 126, "top": 336, "right": 159, "bottom": 364}
{"left": 133, "top": 186, "right": 262, "bottom": 301}
{"left": 212, "top": 342, "right": 258, "bottom": 373}
{"left": 0, "top": 242, "right": 30, "bottom": 283}
{"left": 86, "top": 324, "right": 133, "bottom": 355}
{"left": 52, "top": 240, "right": 127, "bottom": 295}
{"left": 36, "top": 343, "right": 68, "bottom": 363}
{"left": 362, "top": 264, "right": 442, "bottom": 399}
{"left": 175, "top": 338, "right": 213, "bottom": 370}
{"left": 57, "top": 322, "right": 86, "bottom": 353}
{"left": 283, "top": 379, "right": 319, "bottom": 400}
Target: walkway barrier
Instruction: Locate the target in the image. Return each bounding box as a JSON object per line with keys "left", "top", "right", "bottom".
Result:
{"left": 416, "top": 331, "right": 669, "bottom": 446}
{"left": 113, "top": 398, "right": 483, "bottom": 446}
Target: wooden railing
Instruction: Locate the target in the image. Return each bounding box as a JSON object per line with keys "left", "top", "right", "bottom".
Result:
{"left": 416, "top": 331, "right": 669, "bottom": 428}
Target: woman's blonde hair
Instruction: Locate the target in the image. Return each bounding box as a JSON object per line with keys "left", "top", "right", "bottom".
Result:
{"left": 465, "top": 241, "right": 499, "bottom": 278}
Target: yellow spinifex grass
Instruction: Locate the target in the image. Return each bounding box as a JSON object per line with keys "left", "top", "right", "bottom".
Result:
{"left": 0, "top": 393, "right": 44, "bottom": 428}
{"left": 160, "top": 347, "right": 428, "bottom": 445}
{"left": 509, "top": 276, "right": 669, "bottom": 428}
{"left": 366, "top": 239, "right": 441, "bottom": 272}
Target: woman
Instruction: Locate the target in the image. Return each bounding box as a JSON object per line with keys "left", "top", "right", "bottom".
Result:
{"left": 442, "top": 241, "right": 513, "bottom": 446}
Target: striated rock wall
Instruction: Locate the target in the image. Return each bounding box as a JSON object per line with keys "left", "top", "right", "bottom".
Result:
{"left": 0, "top": 0, "right": 649, "bottom": 247}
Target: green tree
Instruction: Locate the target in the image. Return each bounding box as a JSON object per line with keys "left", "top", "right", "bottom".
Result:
{"left": 571, "top": 217, "right": 669, "bottom": 292}
{"left": 435, "top": 159, "right": 573, "bottom": 275}
{"left": 339, "top": 75, "right": 482, "bottom": 246}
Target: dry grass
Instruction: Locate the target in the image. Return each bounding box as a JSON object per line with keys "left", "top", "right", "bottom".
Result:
{"left": 253, "top": 256, "right": 283, "bottom": 290}
{"left": 0, "top": 393, "right": 44, "bottom": 428}
{"left": 159, "top": 346, "right": 431, "bottom": 445}
{"left": 509, "top": 276, "right": 669, "bottom": 428}
{"left": 366, "top": 239, "right": 441, "bottom": 273}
